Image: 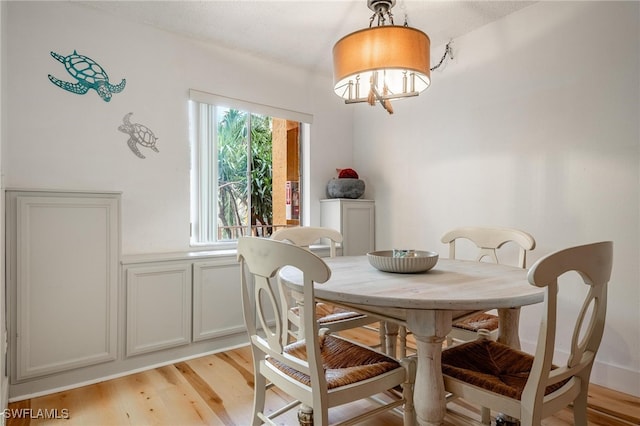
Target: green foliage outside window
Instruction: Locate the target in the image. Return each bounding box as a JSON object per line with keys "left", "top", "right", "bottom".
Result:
{"left": 216, "top": 109, "right": 272, "bottom": 240}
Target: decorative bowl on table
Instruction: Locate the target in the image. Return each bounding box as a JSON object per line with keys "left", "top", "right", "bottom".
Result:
{"left": 367, "top": 250, "right": 439, "bottom": 274}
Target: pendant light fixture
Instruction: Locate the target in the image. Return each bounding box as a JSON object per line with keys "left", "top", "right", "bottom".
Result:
{"left": 332, "top": 0, "right": 452, "bottom": 114}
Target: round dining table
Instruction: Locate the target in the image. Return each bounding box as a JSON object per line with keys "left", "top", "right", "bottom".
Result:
{"left": 279, "top": 255, "right": 544, "bottom": 426}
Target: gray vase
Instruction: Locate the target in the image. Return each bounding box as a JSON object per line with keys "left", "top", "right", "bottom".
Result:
{"left": 326, "top": 178, "right": 365, "bottom": 199}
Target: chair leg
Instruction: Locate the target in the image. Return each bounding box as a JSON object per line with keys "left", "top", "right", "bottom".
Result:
{"left": 252, "top": 371, "right": 267, "bottom": 426}
{"left": 297, "top": 404, "right": 314, "bottom": 426}
{"left": 384, "top": 322, "right": 399, "bottom": 357}
{"left": 446, "top": 335, "right": 454, "bottom": 347}
{"left": 379, "top": 322, "right": 387, "bottom": 353}
{"left": 399, "top": 326, "right": 407, "bottom": 358}
{"left": 572, "top": 383, "right": 590, "bottom": 426}
{"left": 400, "top": 357, "right": 417, "bottom": 426}
{"left": 480, "top": 406, "right": 491, "bottom": 424}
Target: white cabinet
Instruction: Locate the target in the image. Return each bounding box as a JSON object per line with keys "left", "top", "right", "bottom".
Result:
{"left": 126, "top": 263, "right": 192, "bottom": 356}
{"left": 122, "top": 255, "right": 243, "bottom": 355}
{"left": 320, "top": 199, "right": 375, "bottom": 255}
{"left": 5, "top": 190, "right": 249, "bottom": 397}
{"left": 6, "top": 190, "right": 120, "bottom": 381}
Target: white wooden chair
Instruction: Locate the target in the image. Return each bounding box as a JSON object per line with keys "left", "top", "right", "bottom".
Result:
{"left": 271, "top": 226, "right": 382, "bottom": 341}
{"left": 441, "top": 241, "right": 613, "bottom": 425}
{"left": 237, "top": 236, "right": 416, "bottom": 426}
{"left": 441, "top": 226, "right": 536, "bottom": 346}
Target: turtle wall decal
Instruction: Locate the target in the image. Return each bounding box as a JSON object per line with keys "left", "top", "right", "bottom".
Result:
{"left": 48, "top": 50, "right": 126, "bottom": 102}
{"left": 118, "top": 113, "right": 159, "bottom": 159}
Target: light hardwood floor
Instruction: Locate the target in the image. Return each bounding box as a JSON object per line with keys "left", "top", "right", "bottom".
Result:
{"left": 7, "top": 327, "right": 640, "bottom": 426}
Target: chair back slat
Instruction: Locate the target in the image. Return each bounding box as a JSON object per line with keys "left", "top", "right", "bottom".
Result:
{"left": 271, "top": 226, "right": 343, "bottom": 258}
{"left": 253, "top": 274, "right": 285, "bottom": 353}
{"left": 441, "top": 226, "right": 536, "bottom": 268}
{"left": 569, "top": 283, "right": 606, "bottom": 368}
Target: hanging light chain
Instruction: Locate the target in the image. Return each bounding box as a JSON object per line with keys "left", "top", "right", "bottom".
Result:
{"left": 430, "top": 41, "right": 454, "bottom": 71}
{"left": 369, "top": 2, "right": 394, "bottom": 27}
{"left": 399, "top": 0, "right": 409, "bottom": 27}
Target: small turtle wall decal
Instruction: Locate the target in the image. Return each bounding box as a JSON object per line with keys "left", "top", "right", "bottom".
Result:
{"left": 118, "top": 113, "right": 159, "bottom": 159}
{"left": 48, "top": 50, "right": 126, "bottom": 102}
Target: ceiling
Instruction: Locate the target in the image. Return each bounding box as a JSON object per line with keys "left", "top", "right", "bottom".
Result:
{"left": 76, "top": 0, "right": 536, "bottom": 77}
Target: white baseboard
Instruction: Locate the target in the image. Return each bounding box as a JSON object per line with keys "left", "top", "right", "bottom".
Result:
{"left": 9, "top": 341, "right": 249, "bottom": 402}
{"left": 9, "top": 333, "right": 249, "bottom": 402}
{"left": 520, "top": 340, "right": 640, "bottom": 398}
{"left": 588, "top": 358, "right": 640, "bottom": 397}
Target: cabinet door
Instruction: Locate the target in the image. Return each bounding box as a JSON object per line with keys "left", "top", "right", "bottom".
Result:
{"left": 320, "top": 199, "right": 375, "bottom": 256}
{"left": 126, "top": 263, "right": 192, "bottom": 356}
{"left": 192, "top": 260, "right": 244, "bottom": 342}
{"left": 14, "top": 194, "right": 119, "bottom": 380}
{"left": 341, "top": 202, "right": 375, "bottom": 256}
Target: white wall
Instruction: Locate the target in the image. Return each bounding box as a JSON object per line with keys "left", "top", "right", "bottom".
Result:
{"left": 354, "top": 1, "right": 639, "bottom": 397}
{"left": 3, "top": 1, "right": 352, "bottom": 255}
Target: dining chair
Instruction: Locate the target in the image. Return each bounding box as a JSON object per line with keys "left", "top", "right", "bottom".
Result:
{"left": 237, "top": 236, "right": 416, "bottom": 426}
{"left": 271, "top": 226, "right": 383, "bottom": 344}
{"left": 441, "top": 226, "right": 536, "bottom": 346}
{"left": 440, "top": 241, "right": 613, "bottom": 426}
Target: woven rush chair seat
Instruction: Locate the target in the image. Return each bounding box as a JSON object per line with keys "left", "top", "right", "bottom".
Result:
{"left": 268, "top": 333, "right": 400, "bottom": 389}
{"left": 290, "top": 302, "right": 367, "bottom": 324}
{"left": 452, "top": 312, "right": 500, "bottom": 333}
{"left": 441, "top": 338, "right": 568, "bottom": 399}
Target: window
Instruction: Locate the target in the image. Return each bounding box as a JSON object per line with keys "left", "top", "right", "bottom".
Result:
{"left": 189, "top": 90, "right": 312, "bottom": 246}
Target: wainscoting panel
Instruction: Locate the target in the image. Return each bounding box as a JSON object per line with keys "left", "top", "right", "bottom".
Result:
{"left": 192, "top": 260, "right": 244, "bottom": 342}
{"left": 126, "top": 263, "right": 192, "bottom": 357}
{"left": 8, "top": 190, "right": 120, "bottom": 381}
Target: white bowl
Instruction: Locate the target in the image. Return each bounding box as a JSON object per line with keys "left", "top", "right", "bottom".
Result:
{"left": 367, "top": 250, "right": 439, "bottom": 274}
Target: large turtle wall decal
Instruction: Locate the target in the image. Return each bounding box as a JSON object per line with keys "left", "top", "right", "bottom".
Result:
{"left": 119, "top": 112, "right": 159, "bottom": 159}
{"left": 48, "top": 50, "right": 126, "bottom": 102}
